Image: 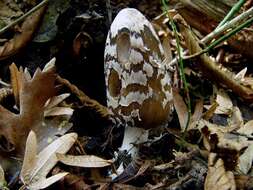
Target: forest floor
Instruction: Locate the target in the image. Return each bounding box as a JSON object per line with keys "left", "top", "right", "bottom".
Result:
{"left": 0, "top": 0, "right": 253, "bottom": 189}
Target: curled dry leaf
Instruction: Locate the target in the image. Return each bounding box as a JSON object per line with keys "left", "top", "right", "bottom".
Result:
{"left": 20, "top": 131, "right": 77, "bottom": 190}
{"left": 56, "top": 153, "right": 113, "bottom": 168}
{"left": 0, "top": 1, "right": 47, "bottom": 60}
{"left": 205, "top": 153, "right": 236, "bottom": 190}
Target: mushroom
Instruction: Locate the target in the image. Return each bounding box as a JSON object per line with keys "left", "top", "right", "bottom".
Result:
{"left": 104, "top": 8, "right": 173, "bottom": 160}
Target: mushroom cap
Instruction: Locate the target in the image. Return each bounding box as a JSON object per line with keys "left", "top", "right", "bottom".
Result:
{"left": 104, "top": 8, "right": 173, "bottom": 129}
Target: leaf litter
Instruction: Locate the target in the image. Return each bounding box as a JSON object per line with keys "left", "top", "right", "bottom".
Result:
{"left": 1, "top": 0, "right": 253, "bottom": 190}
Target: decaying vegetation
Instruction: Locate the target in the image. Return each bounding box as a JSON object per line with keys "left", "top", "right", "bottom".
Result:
{"left": 0, "top": 0, "right": 253, "bottom": 189}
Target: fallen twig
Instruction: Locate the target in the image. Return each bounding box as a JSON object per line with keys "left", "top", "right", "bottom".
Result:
{"left": 56, "top": 75, "right": 111, "bottom": 119}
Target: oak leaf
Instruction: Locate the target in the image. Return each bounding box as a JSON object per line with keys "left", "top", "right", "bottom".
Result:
{"left": 0, "top": 58, "right": 56, "bottom": 156}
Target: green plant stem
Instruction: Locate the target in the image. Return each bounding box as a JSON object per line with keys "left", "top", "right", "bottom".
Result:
{"left": 162, "top": 0, "right": 191, "bottom": 132}
{"left": 215, "top": 0, "right": 246, "bottom": 30}
{"left": 168, "top": 6, "right": 253, "bottom": 66}
{"left": 184, "top": 15, "right": 253, "bottom": 60}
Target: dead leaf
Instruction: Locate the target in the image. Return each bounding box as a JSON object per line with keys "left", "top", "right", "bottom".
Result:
{"left": 188, "top": 99, "right": 203, "bottom": 130}
{"left": 0, "top": 58, "right": 56, "bottom": 155}
{"left": 44, "top": 107, "right": 74, "bottom": 117}
{"left": 238, "top": 144, "right": 253, "bottom": 174}
{"left": 56, "top": 153, "right": 113, "bottom": 168}
{"left": 44, "top": 93, "right": 74, "bottom": 117}
{"left": 234, "top": 175, "right": 253, "bottom": 190}
{"left": 234, "top": 67, "right": 247, "bottom": 81}
{"left": 0, "top": 1, "right": 47, "bottom": 60}
{"left": 9, "top": 63, "right": 21, "bottom": 106}
{"left": 237, "top": 120, "right": 253, "bottom": 138}
{"left": 20, "top": 131, "right": 37, "bottom": 183}
{"left": 205, "top": 89, "right": 233, "bottom": 115}
{"left": 173, "top": 89, "right": 188, "bottom": 130}
{"left": 228, "top": 106, "right": 243, "bottom": 128}
{"left": 28, "top": 172, "right": 68, "bottom": 190}
{"left": 200, "top": 120, "right": 248, "bottom": 152}
{"left": 173, "top": 90, "right": 203, "bottom": 130}
{"left": 0, "top": 164, "right": 7, "bottom": 190}
{"left": 205, "top": 153, "right": 236, "bottom": 190}
{"left": 45, "top": 93, "right": 70, "bottom": 109}
{"left": 20, "top": 131, "right": 77, "bottom": 189}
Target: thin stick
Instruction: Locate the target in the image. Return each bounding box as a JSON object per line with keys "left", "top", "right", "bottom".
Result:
{"left": 0, "top": 0, "right": 49, "bottom": 35}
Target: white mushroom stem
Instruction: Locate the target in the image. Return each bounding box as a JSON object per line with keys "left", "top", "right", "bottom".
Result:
{"left": 119, "top": 127, "right": 149, "bottom": 158}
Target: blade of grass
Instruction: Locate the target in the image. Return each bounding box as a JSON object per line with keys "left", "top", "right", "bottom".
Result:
{"left": 215, "top": 0, "right": 246, "bottom": 30}
{"left": 162, "top": 0, "right": 191, "bottom": 133}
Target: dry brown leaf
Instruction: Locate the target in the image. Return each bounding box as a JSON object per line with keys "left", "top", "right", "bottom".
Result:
{"left": 0, "top": 58, "right": 56, "bottom": 156}
{"left": 188, "top": 99, "right": 203, "bottom": 130}
{"left": 44, "top": 93, "right": 74, "bottom": 117}
{"left": 57, "top": 153, "right": 113, "bottom": 168}
{"left": 228, "top": 106, "right": 243, "bottom": 128}
{"left": 237, "top": 120, "right": 253, "bottom": 138}
{"left": 28, "top": 172, "right": 68, "bottom": 190}
{"left": 44, "top": 107, "right": 74, "bottom": 117}
{"left": 173, "top": 89, "right": 203, "bottom": 130}
{"left": 20, "top": 130, "right": 37, "bottom": 183}
{"left": 234, "top": 175, "right": 253, "bottom": 190}
{"left": 234, "top": 67, "right": 247, "bottom": 81}
{"left": 173, "top": 89, "right": 188, "bottom": 130}
{"left": 45, "top": 93, "right": 70, "bottom": 109}
{"left": 200, "top": 120, "right": 248, "bottom": 152}
{"left": 238, "top": 144, "right": 253, "bottom": 174}
{"left": 9, "top": 63, "right": 21, "bottom": 106}
{"left": 0, "top": 164, "right": 7, "bottom": 190}
{"left": 204, "top": 89, "right": 233, "bottom": 115}
{"left": 213, "top": 89, "right": 233, "bottom": 115}
{"left": 0, "top": 2, "right": 47, "bottom": 60}
{"left": 20, "top": 131, "right": 77, "bottom": 190}
{"left": 205, "top": 153, "right": 236, "bottom": 190}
